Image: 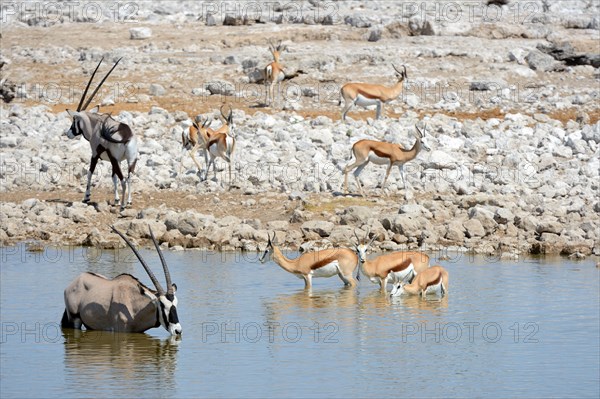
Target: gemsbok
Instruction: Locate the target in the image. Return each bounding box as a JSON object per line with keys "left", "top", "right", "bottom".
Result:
{"left": 259, "top": 233, "right": 359, "bottom": 289}
{"left": 390, "top": 265, "right": 449, "bottom": 297}
{"left": 343, "top": 124, "right": 431, "bottom": 196}
{"left": 264, "top": 40, "right": 286, "bottom": 107}
{"left": 204, "top": 105, "right": 236, "bottom": 184}
{"left": 61, "top": 226, "right": 182, "bottom": 335}
{"left": 354, "top": 230, "right": 430, "bottom": 293}
{"left": 339, "top": 64, "right": 407, "bottom": 121}
{"left": 65, "top": 57, "right": 138, "bottom": 210}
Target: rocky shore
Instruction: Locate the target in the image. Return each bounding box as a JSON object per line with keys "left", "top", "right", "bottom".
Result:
{"left": 1, "top": 0, "right": 598, "bottom": 259}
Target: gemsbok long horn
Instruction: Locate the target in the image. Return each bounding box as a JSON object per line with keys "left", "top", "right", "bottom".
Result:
{"left": 77, "top": 57, "right": 104, "bottom": 112}
{"left": 148, "top": 226, "right": 173, "bottom": 295}
{"left": 80, "top": 57, "right": 123, "bottom": 112}
{"left": 111, "top": 225, "right": 166, "bottom": 295}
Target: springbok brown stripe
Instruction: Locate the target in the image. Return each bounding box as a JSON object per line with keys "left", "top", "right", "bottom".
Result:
{"left": 426, "top": 274, "right": 442, "bottom": 288}
{"left": 309, "top": 255, "right": 338, "bottom": 270}
{"left": 356, "top": 89, "right": 378, "bottom": 100}
{"left": 371, "top": 147, "right": 392, "bottom": 158}
{"left": 388, "top": 258, "right": 412, "bottom": 273}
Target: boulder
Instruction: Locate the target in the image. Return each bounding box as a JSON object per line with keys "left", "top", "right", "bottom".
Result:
{"left": 130, "top": 27, "right": 152, "bottom": 40}
{"left": 463, "top": 219, "right": 485, "bottom": 238}
{"left": 300, "top": 221, "right": 334, "bottom": 237}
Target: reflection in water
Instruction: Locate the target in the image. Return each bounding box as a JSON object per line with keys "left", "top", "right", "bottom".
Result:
{"left": 263, "top": 287, "right": 359, "bottom": 323}
{"left": 390, "top": 294, "right": 449, "bottom": 316}
{"left": 62, "top": 329, "right": 179, "bottom": 396}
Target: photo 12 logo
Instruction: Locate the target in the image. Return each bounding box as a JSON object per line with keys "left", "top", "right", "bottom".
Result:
{"left": 1, "top": 2, "right": 140, "bottom": 24}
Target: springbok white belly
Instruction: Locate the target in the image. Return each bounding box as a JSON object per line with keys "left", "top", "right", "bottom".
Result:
{"left": 276, "top": 71, "right": 285, "bottom": 82}
{"left": 367, "top": 151, "right": 391, "bottom": 166}
{"left": 388, "top": 263, "right": 415, "bottom": 284}
{"left": 310, "top": 261, "right": 340, "bottom": 278}
{"left": 355, "top": 94, "right": 381, "bottom": 107}
{"left": 423, "top": 279, "right": 444, "bottom": 296}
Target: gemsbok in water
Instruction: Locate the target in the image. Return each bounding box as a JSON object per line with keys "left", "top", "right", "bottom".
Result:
{"left": 61, "top": 226, "right": 182, "bottom": 335}
{"left": 65, "top": 57, "right": 138, "bottom": 210}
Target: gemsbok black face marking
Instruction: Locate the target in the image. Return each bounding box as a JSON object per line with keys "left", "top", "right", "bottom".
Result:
{"left": 61, "top": 226, "right": 182, "bottom": 335}
{"left": 64, "top": 57, "right": 138, "bottom": 211}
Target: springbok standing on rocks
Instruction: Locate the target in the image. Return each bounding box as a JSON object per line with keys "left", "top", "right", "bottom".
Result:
{"left": 390, "top": 265, "right": 449, "bottom": 298}
{"left": 62, "top": 226, "right": 182, "bottom": 335}
{"left": 339, "top": 64, "right": 408, "bottom": 121}
{"left": 259, "top": 233, "right": 359, "bottom": 289}
{"left": 343, "top": 124, "right": 431, "bottom": 196}
{"left": 353, "top": 230, "right": 430, "bottom": 293}
{"left": 264, "top": 40, "right": 286, "bottom": 107}
{"left": 181, "top": 105, "right": 235, "bottom": 184}
{"left": 180, "top": 115, "right": 210, "bottom": 175}
{"left": 64, "top": 57, "right": 138, "bottom": 210}
{"left": 204, "top": 105, "right": 236, "bottom": 185}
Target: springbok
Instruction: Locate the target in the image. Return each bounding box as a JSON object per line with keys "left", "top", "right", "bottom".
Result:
{"left": 339, "top": 64, "right": 407, "bottom": 121}
{"left": 180, "top": 115, "right": 210, "bottom": 175}
{"left": 390, "top": 265, "right": 449, "bottom": 297}
{"left": 61, "top": 226, "right": 182, "bottom": 335}
{"left": 343, "top": 124, "right": 431, "bottom": 196}
{"left": 204, "top": 105, "right": 236, "bottom": 184}
{"left": 264, "top": 40, "right": 286, "bottom": 107}
{"left": 354, "top": 230, "right": 430, "bottom": 293}
{"left": 179, "top": 105, "right": 235, "bottom": 181}
{"left": 259, "top": 233, "right": 358, "bottom": 289}
{"left": 65, "top": 57, "right": 138, "bottom": 210}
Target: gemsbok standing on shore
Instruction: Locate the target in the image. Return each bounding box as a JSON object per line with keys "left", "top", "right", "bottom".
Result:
{"left": 259, "top": 233, "right": 359, "bottom": 289}
{"left": 354, "top": 230, "right": 430, "bottom": 293}
{"left": 61, "top": 226, "right": 182, "bottom": 335}
{"left": 339, "top": 64, "right": 408, "bottom": 121}
{"left": 343, "top": 124, "right": 431, "bottom": 196}
{"left": 264, "top": 40, "right": 286, "bottom": 107}
{"left": 390, "top": 265, "right": 449, "bottom": 298}
{"left": 64, "top": 57, "right": 138, "bottom": 210}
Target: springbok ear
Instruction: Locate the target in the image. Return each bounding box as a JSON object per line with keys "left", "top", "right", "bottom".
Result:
{"left": 192, "top": 122, "right": 200, "bottom": 130}
{"left": 171, "top": 283, "right": 177, "bottom": 293}
{"left": 89, "top": 105, "right": 100, "bottom": 114}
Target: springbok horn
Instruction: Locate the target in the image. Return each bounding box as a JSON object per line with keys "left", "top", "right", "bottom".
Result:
{"left": 220, "top": 104, "right": 232, "bottom": 122}
{"left": 149, "top": 226, "right": 173, "bottom": 295}
{"left": 368, "top": 232, "right": 377, "bottom": 247}
{"left": 111, "top": 225, "right": 166, "bottom": 296}
{"left": 415, "top": 124, "right": 423, "bottom": 138}
{"left": 403, "top": 65, "right": 407, "bottom": 77}
{"left": 202, "top": 117, "right": 210, "bottom": 128}
{"left": 77, "top": 57, "right": 104, "bottom": 112}
{"left": 354, "top": 228, "right": 362, "bottom": 245}
{"left": 81, "top": 57, "right": 123, "bottom": 111}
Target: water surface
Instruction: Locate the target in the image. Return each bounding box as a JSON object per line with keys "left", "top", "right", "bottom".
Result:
{"left": 1, "top": 245, "right": 598, "bottom": 398}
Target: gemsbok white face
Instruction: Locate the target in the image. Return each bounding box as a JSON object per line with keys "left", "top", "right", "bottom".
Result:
{"left": 62, "top": 226, "right": 182, "bottom": 335}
